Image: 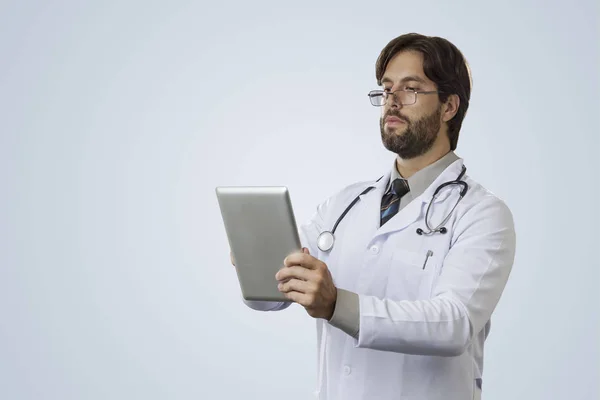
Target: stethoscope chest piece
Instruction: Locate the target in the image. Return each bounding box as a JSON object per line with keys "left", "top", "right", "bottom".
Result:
{"left": 317, "top": 231, "right": 335, "bottom": 252}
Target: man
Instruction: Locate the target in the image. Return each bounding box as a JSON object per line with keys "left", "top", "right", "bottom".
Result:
{"left": 233, "top": 33, "right": 516, "bottom": 400}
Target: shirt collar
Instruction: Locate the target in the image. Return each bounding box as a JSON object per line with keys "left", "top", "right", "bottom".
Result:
{"left": 385, "top": 151, "right": 461, "bottom": 199}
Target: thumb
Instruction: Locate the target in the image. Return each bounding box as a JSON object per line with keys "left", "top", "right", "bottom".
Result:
{"left": 302, "top": 247, "right": 310, "bottom": 255}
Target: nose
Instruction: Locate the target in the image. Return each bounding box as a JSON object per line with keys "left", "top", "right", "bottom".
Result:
{"left": 387, "top": 91, "right": 402, "bottom": 110}
{"left": 385, "top": 99, "right": 401, "bottom": 115}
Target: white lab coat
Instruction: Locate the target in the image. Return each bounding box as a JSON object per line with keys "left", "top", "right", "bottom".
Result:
{"left": 244, "top": 158, "right": 516, "bottom": 400}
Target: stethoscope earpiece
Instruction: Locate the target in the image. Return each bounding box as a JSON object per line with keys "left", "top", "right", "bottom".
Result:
{"left": 416, "top": 226, "right": 447, "bottom": 235}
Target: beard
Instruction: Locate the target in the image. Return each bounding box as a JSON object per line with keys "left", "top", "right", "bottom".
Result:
{"left": 379, "top": 105, "right": 442, "bottom": 159}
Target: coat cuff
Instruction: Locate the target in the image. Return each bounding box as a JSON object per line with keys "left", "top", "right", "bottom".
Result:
{"left": 328, "top": 288, "right": 360, "bottom": 338}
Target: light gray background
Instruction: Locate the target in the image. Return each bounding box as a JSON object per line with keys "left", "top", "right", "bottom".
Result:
{"left": 1, "top": 0, "right": 598, "bottom": 399}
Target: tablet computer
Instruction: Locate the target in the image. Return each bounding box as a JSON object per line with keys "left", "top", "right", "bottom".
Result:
{"left": 216, "top": 186, "right": 302, "bottom": 302}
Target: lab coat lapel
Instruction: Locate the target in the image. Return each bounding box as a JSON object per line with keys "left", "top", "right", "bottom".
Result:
{"left": 357, "top": 172, "right": 389, "bottom": 233}
{"left": 374, "top": 159, "right": 465, "bottom": 238}
{"left": 375, "top": 195, "right": 424, "bottom": 237}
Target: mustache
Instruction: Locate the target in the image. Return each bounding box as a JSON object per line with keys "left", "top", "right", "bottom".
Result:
{"left": 383, "top": 111, "right": 409, "bottom": 123}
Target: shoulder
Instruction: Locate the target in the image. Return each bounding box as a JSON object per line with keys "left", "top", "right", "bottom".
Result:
{"left": 453, "top": 174, "right": 516, "bottom": 242}
{"left": 316, "top": 176, "right": 383, "bottom": 213}
{"left": 463, "top": 175, "right": 513, "bottom": 216}
{"left": 298, "top": 175, "right": 384, "bottom": 247}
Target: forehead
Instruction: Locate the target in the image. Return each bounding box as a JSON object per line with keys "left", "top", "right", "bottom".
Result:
{"left": 381, "top": 50, "right": 432, "bottom": 86}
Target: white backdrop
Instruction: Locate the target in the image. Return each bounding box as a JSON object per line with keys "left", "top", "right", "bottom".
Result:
{"left": 1, "top": 0, "right": 598, "bottom": 399}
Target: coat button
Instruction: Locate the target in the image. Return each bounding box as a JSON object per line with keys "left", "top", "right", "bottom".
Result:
{"left": 343, "top": 365, "right": 351, "bottom": 376}
{"left": 370, "top": 245, "right": 379, "bottom": 254}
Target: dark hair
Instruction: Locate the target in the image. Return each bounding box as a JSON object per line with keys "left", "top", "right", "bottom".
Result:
{"left": 375, "top": 33, "right": 472, "bottom": 150}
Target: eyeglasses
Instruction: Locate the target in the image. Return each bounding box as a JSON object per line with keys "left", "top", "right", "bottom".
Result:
{"left": 367, "top": 89, "right": 443, "bottom": 107}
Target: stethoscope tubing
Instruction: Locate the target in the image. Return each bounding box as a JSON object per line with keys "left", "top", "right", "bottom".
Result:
{"left": 317, "top": 166, "right": 468, "bottom": 252}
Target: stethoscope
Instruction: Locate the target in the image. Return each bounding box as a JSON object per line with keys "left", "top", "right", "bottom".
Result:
{"left": 316, "top": 166, "right": 469, "bottom": 252}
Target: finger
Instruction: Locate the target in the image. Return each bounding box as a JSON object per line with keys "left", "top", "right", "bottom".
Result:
{"left": 283, "top": 252, "right": 307, "bottom": 267}
{"left": 284, "top": 253, "right": 319, "bottom": 270}
{"left": 283, "top": 291, "right": 311, "bottom": 307}
{"left": 278, "top": 278, "right": 312, "bottom": 294}
{"left": 275, "top": 266, "right": 313, "bottom": 282}
{"left": 303, "top": 247, "right": 310, "bottom": 255}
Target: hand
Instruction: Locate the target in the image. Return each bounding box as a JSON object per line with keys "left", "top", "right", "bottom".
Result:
{"left": 275, "top": 248, "right": 337, "bottom": 320}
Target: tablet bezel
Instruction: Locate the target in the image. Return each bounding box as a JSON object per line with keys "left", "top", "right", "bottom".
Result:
{"left": 216, "top": 186, "right": 302, "bottom": 302}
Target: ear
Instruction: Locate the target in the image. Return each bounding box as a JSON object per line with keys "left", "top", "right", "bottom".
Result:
{"left": 442, "top": 94, "right": 460, "bottom": 123}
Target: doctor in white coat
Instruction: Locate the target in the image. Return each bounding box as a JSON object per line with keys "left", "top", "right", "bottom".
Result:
{"left": 235, "top": 32, "right": 516, "bottom": 400}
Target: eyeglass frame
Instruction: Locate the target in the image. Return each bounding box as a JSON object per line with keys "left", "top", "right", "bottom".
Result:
{"left": 367, "top": 88, "right": 444, "bottom": 107}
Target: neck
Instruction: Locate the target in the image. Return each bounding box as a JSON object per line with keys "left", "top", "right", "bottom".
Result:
{"left": 396, "top": 136, "right": 451, "bottom": 179}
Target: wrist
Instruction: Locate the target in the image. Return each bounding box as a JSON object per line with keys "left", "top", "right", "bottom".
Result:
{"left": 326, "top": 287, "right": 338, "bottom": 320}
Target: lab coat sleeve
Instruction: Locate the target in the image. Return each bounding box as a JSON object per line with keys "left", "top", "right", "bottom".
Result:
{"left": 356, "top": 196, "right": 516, "bottom": 356}
{"left": 328, "top": 288, "right": 360, "bottom": 338}
{"left": 241, "top": 195, "right": 330, "bottom": 312}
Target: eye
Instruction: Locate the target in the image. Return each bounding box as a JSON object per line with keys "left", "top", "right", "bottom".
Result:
{"left": 383, "top": 87, "right": 392, "bottom": 93}
{"left": 405, "top": 86, "right": 418, "bottom": 91}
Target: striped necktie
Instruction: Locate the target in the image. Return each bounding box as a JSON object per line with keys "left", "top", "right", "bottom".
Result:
{"left": 380, "top": 178, "right": 410, "bottom": 226}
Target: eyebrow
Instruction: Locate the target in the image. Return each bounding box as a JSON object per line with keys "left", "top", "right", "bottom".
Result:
{"left": 381, "top": 75, "right": 427, "bottom": 86}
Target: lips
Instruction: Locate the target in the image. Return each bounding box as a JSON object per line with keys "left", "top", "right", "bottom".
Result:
{"left": 385, "top": 116, "right": 406, "bottom": 124}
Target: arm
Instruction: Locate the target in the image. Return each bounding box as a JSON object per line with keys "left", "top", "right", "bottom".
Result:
{"left": 354, "top": 197, "right": 516, "bottom": 356}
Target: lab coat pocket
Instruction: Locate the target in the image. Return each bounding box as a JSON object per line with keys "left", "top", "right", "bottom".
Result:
{"left": 386, "top": 248, "right": 441, "bottom": 301}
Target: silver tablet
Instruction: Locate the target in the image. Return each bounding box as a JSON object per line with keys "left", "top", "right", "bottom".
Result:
{"left": 216, "top": 186, "right": 302, "bottom": 302}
